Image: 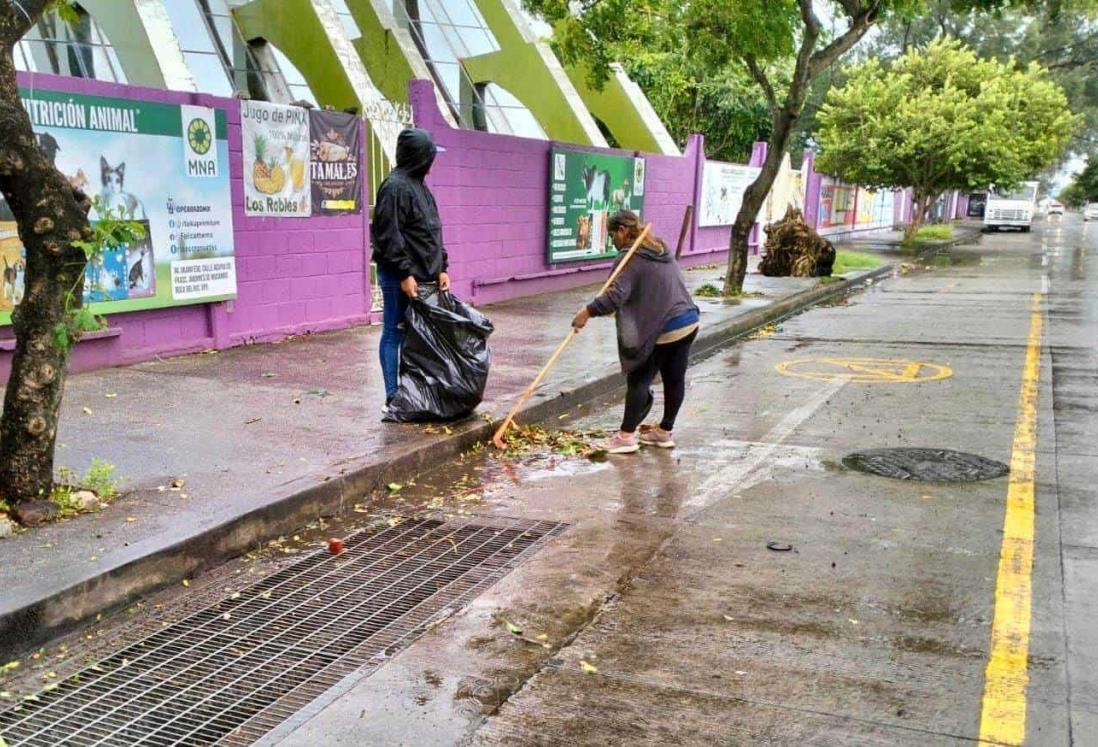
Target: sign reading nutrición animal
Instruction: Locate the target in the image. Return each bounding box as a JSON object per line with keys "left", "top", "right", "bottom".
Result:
{"left": 310, "top": 110, "right": 362, "bottom": 215}
{"left": 1, "top": 88, "right": 235, "bottom": 326}
{"left": 242, "top": 101, "right": 311, "bottom": 217}
{"left": 699, "top": 162, "right": 761, "bottom": 227}
{"left": 547, "top": 147, "right": 645, "bottom": 264}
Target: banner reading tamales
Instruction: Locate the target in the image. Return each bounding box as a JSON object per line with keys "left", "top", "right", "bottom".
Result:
{"left": 310, "top": 110, "right": 362, "bottom": 215}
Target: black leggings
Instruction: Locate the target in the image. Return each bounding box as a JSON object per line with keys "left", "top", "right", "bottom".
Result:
{"left": 621, "top": 329, "right": 697, "bottom": 433}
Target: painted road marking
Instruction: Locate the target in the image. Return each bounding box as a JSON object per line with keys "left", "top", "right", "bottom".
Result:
{"left": 776, "top": 357, "right": 953, "bottom": 384}
{"left": 685, "top": 376, "right": 848, "bottom": 515}
{"left": 979, "top": 292, "right": 1042, "bottom": 745}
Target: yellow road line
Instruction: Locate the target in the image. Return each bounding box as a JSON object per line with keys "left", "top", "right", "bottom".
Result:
{"left": 979, "top": 292, "right": 1043, "bottom": 745}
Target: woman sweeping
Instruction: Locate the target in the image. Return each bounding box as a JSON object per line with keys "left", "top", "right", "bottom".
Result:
{"left": 571, "top": 210, "right": 700, "bottom": 454}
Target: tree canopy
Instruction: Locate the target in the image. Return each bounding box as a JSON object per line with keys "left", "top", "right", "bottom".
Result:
{"left": 816, "top": 38, "right": 1079, "bottom": 233}
{"left": 861, "top": 0, "right": 1098, "bottom": 149}
{"left": 1059, "top": 158, "right": 1098, "bottom": 205}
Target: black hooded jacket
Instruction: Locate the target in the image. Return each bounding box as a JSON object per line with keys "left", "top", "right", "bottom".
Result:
{"left": 371, "top": 128, "right": 448, "bottom": 281}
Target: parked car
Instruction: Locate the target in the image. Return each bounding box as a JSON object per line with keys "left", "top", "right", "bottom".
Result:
{"left": 1085, "top": 203, "right": 1098, "bottom": 221}
{"left": 1047, "top": 201, "right": 1064, "bottom": 216}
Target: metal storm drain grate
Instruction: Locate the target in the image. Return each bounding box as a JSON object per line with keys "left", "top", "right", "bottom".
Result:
{"left": 0, "top": 516, "right": 566, "bottom": 746}
{"left": 843, "top": 448, "right": 1010, "bottom": 482}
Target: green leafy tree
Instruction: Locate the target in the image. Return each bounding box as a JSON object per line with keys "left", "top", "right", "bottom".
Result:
{"left": 622, "top": 51, "right": 771, "bottom": 163}
{"left": 865, "top": 0, "right": 1098, "bottom": 149}
{"left": 527, "top": 0, "right": 771, "bottom": 163}
{"left": 1068, "top": 157, "right": 1098, "bottom": 200}
{"left": 524, "top": 0, "right": 1037, "bottom": 295}
{"left": 0, "top": 0, "right": 142, "bottom": 524}
{"left": 1057, "top": 178, "right": 1088, "bottom": 207}
{"left": 816, "top": 39, "right": 1079, "bottom": 238}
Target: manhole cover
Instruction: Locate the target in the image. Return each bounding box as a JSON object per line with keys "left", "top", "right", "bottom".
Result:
{"left": 0, "top": 516, "right": 567, "bottom": 746}
{"left": 842, "top": 448, "right": 1009, "bottom": 482}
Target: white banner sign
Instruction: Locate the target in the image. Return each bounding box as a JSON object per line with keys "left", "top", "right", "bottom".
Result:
{"left": 700, "top": 162, "right": 762, "bottom": 227}
{"left": 171, "top": 257, "right": 237, "bottom": 301}
{"left": 180, "top": 105, "right": 219, "bottom": 178}
{"left": 241, "top": 101, "right": 311, "bottom": 217}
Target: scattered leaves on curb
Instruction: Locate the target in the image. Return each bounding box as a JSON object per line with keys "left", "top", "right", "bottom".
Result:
{"left": 504, "top": 620, "right": 523, "bottom": 635}
{"left": 580, "top": 660, "right": 598, "bottom": 674}
{"left": 0, "top": 661, "right": 19, "bottom": 674}
{"left": 387, "top": 483, "right": 403, "bottom": 493}
{"left": 497, "top": 424, "right": 605, "bottom": 459}
{"left": 181, "top": 579, "right": 190, "bottom": 588}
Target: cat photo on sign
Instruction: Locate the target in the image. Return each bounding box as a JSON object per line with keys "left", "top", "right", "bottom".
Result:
{"left": 125, "top": 227, "right": 155, "bottom": 299}
{"left": 97, "top": 156, "right": 147, "bottom": 220}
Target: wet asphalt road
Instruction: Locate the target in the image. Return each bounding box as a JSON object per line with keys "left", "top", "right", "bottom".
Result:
{"left": 6, "top": 218, "right": 1093, "bottom": 745}
{"left": 272, "top": 217, "right": 1096, "bottom": 745}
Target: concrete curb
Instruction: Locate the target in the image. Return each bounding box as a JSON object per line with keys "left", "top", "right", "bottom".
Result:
{"left": 0, "top": 263, "right": 895, "bottom": 659}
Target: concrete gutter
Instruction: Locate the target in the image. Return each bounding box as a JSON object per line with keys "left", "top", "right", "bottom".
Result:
{"left": 0, "top": 264, "right": 895, "bottom": 660}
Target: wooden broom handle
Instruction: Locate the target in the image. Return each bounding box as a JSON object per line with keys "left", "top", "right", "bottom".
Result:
{"left": 492, "top": 224, "right": 652, "bottom": 448}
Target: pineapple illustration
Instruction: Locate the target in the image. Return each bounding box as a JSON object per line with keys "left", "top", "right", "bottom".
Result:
{"left": 252, "top": 133, "right": 286, "bottom": 194}
{"left": 252, "top": 133, "right": 271, "bottom": 184}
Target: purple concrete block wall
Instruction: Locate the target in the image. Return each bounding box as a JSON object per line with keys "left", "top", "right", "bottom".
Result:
{"left": 408, "top": 80, "right": 736, "bottom": 306}
{"left": 1, "top": 73, "right": 370, "bottom": 380}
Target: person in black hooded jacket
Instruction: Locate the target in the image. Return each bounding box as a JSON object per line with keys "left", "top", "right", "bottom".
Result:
{"left": 371, "top": 128, "right": 450, "bottom": 408}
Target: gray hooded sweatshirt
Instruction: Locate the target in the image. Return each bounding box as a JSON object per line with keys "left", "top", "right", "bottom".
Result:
{"left": 586, "top": 243, "right": 699, "bottom": 373}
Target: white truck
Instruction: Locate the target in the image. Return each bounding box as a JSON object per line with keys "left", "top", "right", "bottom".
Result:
{"left": 984, "top": 181, "right": 1039, "bottom": 232}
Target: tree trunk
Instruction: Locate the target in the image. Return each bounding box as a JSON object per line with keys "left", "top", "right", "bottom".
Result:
{"left": 724, "top": 108, "right": 802, "bottom": 295}
{"left": 903, "top": 192, "right": 937, "bottom": 240}
{"left": 0, "top": 3, "right": 94, "bottom": 522}
{"left": 904, "top": 195, "right": 925, "bottom": 240}
{"left": 723, "top": 1, "right": 882, "bottom": 295}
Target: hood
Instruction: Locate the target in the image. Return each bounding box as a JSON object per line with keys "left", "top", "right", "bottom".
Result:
{"left": 395, "top": 128, "right": 438, "bottom": 178}
{"left": 633, "top": 241, "right": 672, "bottom": 263}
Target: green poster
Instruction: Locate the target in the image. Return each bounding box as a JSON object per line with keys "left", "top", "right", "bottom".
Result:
{"left": 547, "top": 147, "right": 646, "bottom": 264}
{"left": 1, "top": 89, "right": 235, "bottom": 326}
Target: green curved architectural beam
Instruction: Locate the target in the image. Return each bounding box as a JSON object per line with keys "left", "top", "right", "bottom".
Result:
{"left": 565, "top": 62, "right": 680, "bottom": 156}
{"left": 462, "top": 0, "right": 605, "bottom": 145}
{"left": 232, "top": 0, "right": 360, "bottom": 110}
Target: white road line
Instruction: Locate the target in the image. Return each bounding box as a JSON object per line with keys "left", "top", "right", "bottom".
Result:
{"left": 684, "top": 376, "right": 849, "bottom": 515}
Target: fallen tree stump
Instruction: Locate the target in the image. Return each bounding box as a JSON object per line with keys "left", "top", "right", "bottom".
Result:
{"left": 759, "top": 206, "right": 836, "bottom": 278}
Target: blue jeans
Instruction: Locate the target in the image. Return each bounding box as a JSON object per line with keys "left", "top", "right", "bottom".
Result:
{"left": 377, "top": 266, "right": 409, "bottom": 401}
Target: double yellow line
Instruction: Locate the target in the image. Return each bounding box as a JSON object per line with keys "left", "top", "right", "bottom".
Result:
{"left": 979, "top": 292, "right": 1043, "bottom": 745}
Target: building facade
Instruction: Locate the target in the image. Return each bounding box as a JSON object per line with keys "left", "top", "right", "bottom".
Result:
{"left": 13, "top": 0, "right": 678, "bottom": 165}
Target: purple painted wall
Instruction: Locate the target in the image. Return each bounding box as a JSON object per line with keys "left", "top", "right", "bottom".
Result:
{"left": 2, "top": 74, "right": 970, "bottom": 380}
{"left": 1, "top": 73, "right": 370, "bottom": 380}
{"left": 407, "top": 80, "right": 737, "bottom": 305}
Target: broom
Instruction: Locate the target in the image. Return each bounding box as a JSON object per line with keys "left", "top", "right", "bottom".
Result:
{"left": 491, "top": 223, "right": 652, "bottom": 449}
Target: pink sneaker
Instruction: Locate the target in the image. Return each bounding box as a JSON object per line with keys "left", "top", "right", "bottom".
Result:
{"left": 639, "top": 426, "right": 675, "bottom": 449}
{"left": 602, "top": 431, "right": 640, "bottom": 454}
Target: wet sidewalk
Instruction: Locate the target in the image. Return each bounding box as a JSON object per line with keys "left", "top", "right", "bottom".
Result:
{"left": 0, "top": 249, "right": 900, "bottom": 655}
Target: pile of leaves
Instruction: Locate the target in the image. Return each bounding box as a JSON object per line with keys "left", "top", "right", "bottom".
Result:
{"left": 496, "top": 424, "right": 607, "bottom": 460}
{"left": 758, "top": 206, "right": 835, "bottom": 278}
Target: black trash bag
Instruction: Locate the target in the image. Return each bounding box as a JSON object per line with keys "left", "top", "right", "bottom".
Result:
{"left": 384, "top": 285, "right": 494, "bottom": 422}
